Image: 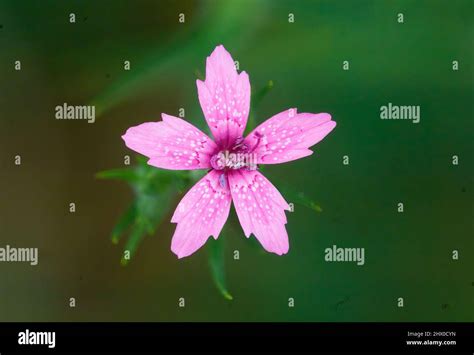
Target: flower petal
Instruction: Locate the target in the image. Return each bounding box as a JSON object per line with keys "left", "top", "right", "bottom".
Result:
{"left": 228, "top": 170, "right": 290, "bottom": 255}
{"left": 245, "top": 108, "right": 336, "bottom": 165}
{"left": 171, "top": 170, "right": 232, "bottom": 258}
{"left": 122, "top": 114, "right": 217, "bottom": 170}
{"left": 197, "top": 45, "right": 250, "bottom": 148}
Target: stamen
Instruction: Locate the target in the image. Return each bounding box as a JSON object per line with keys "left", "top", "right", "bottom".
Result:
{"left": 232, "top": 136, "right": 249, "bottom": 152}
{"left": 248, "top": 131, "right": 263, "bottom": 153}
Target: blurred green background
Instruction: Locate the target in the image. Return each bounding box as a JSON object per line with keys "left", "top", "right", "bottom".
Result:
{"left": 0, "top": 0, "right": 472, "bottom": 321}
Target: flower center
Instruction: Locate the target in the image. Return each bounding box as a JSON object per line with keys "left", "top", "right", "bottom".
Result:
{"left": 210, "top": 150, "right": 254, "bottom": 170}
{"left": 210, "top": 135, "right": 261, "bottom": 171}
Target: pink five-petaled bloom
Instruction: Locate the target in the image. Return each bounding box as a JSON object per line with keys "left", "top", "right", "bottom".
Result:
{"left": 122, "top": 45, "right": 336, "bottom": 259}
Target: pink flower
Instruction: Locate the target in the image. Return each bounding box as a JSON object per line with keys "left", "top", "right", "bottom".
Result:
{"left": 122, "top": 45, "right": 336, "bottom": 258}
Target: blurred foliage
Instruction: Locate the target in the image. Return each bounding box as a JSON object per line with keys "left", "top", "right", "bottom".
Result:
{"left": 247, "top": 80, "right": 274, "bottom": 133}
{"left": 90, "top": 0, "right": 268, "bottom": 118}
{"left": 97, "top": 156, "right": 236, "bottom": 299}
{"left": 96, "top": 156, "right": 195, "bottom": 265}
{"left": 96, "top": 156, "right": 323, "bottom": 298}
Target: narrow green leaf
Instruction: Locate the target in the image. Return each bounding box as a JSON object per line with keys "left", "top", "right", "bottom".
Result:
{"left": 95, "top": 168, "right": 138, "bottom": 182}
{"left": 207, "top": 238, "right": 233, "bottom": 301}
{"left": 111, "top": 203, "right": 137, "bottom": 244}
{"left": 120, "top": 222, "right": 147, "bottom": 266}
{"left": 277, "top": 183, "right": 323, "bottom": 213}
